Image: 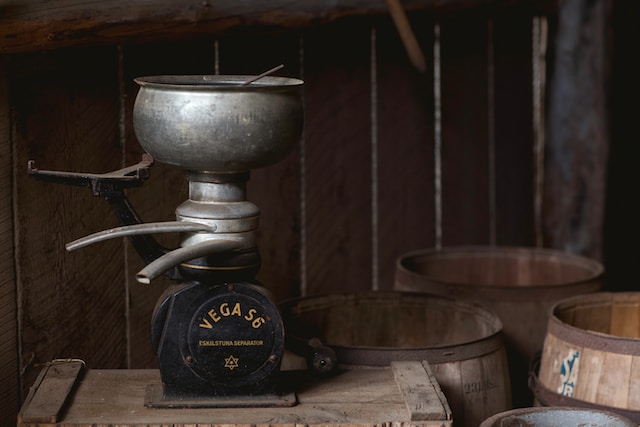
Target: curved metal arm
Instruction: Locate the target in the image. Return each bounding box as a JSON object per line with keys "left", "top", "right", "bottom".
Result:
{"left": 28, "top": 155, "right": 170, "bottom": 264}
{"left": 136, "top": 239, "right": 242, "bottom": 285}
{"left": 66, "top": 221, "right": 216, "bottom": 251}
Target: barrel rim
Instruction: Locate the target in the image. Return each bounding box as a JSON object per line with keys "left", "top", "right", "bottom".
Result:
{"left": 547, "top": 292, "right": 640, "bottom": 354}
{"left": 529, "top": 371, "right": 640, "bottom": 423}
{"left": 480, "top": 403, "right": 637, "bottom": 426}
{"left": 280, "top": 290, "right": 506, "bottom": 365}
{"left": 395, "top": 245, "right": 605, "bottom": 293}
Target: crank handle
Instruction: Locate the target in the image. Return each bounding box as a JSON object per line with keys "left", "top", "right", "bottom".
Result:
{"left": 306, "top": 337, "right": 338, "bottom": 376}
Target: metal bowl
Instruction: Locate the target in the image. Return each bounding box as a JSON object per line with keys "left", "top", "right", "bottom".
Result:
{"left": 133, "top": 75, "right": 304, "bottom": 172}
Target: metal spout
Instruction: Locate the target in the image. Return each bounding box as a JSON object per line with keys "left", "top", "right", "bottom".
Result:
{"left": 136, "top": 239, "right": 242, "bottom": 284}
{"left": 65, "top": 221, "right": 216, "bottom": 251}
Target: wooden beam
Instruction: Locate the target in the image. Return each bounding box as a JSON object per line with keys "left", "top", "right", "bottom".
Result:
{"left": 0, "top": 0, "right": 554, "bottom": 53}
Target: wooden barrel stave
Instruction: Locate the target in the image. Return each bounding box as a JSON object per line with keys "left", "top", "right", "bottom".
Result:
{"left": 394, "top": 245, "right": 604, "bottom": 408}
{"left": 280, "top": 291, "right": 512, "bottom": 427}
{"left": 536, "top": 292, "right": 640, "bottom": 421}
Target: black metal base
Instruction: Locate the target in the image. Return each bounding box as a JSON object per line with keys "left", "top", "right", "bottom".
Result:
{"left": 144, "top": 384, "right": 297, "bottom": 409}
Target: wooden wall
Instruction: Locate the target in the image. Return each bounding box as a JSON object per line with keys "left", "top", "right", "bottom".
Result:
{"left": 0, "top": 0, "right": 618, "bottom": 425}
{"left": 0, "top": 58, "right": 20, "bottom": 426}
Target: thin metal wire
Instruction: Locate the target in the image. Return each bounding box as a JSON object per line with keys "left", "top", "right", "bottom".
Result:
{"left": 532, "top": 16, "right": 548, "bottom": 248}
{"left": 370, "top": 26, "right": 379, "bottom": 291}
{"left": 116, "top": 44, "right": 131, "bottom": 369}
{"left": 214, "top": 40, "right": 220, "bottom": 75}
{"left": 487, "top": 19, "right": 497, "bottom": 246}
{"left": 433, "top": 22, "right": 442, "bottom": 250}
{"left": 299, "top": 34, "right": 308, "bottom": 296}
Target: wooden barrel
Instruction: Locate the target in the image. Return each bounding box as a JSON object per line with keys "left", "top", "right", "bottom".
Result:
{"left": 533, "top": 292, "right": 640, "bottom": 423}
{"left": 480, "top": 407, "right": 636, "bottom": 427}
{"left": 280, "top": 291, "right": 511, "bottom": 427}
{"left": 394, "top": 246, "right": 604, "bottom": 407}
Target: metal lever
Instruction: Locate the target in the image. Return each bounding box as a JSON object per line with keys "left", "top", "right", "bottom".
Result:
{"left": 28, "top": 155, "right": 169, "bottom": 267}
{"left": 27, "top": 154, "right": 153, "bottom": 195}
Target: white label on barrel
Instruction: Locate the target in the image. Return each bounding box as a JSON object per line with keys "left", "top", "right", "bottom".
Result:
{"left": 558, "top": 349, "right": 580, "bottom": 397}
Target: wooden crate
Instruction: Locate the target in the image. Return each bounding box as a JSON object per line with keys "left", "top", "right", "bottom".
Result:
{"left": 17, "top": 360, "right": 452, "bottom": 427}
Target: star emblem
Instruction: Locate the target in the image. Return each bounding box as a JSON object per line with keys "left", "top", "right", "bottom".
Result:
{"left": 224, "top": 355, "right": 239, "bottom": 370}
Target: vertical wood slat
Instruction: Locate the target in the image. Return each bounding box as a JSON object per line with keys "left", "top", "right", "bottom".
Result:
{"left": 439, "top": 11, "right": 491, "bottom": 246}
{"left": 605, "top": 1, "right": 640, "bottom": 291}
{"left": 377, "top": 12, "right": 435, "bottom": 290}
{"left": 493, "top": 11, "right": 535, "bottom": 246}
{"left": 0, "top": 58, "right": 20, "bottom": 427}
{"left": 304, "top": 19, "right": 373, "bottom": 295}
{"left": 532, "top": 15, "right": 548, "bottom": 247}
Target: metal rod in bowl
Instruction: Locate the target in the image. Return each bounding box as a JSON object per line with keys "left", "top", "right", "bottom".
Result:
{"left": 240, "top": 64, "right": 285, "bottom": 86}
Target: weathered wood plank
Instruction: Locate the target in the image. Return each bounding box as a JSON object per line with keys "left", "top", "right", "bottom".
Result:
{"left": 304, "top": 20, "right": 373, "bottom": 294}
{"left": 377, "top": 12, "right": 436, "bottom": 289}
{"left": 17, "top": 366, "right": 452, "bottom": 426}
{"left": 0, "top": 0, "right": 555, "bottom": 54}
{"left": 392, "top": 361, "right": 452, "bottom": 421}
{"left": 604, "top": 1, "right": 640, "bottom": 291}
{"left": 18, "top": 361, "right": 84, "bottom": 423}
{"left": 439, "top": 11, "right": 491, "bottom": 245}
{"left": 0, "top": 57, "right": 20, "bottom": 427}
{"left": 493, "top": 11, "right": 535, "bottom": 246}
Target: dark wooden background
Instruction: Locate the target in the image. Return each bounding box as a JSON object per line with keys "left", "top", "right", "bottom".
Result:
{"left": 1, "top": 0, "right": 635, "bottom": 425}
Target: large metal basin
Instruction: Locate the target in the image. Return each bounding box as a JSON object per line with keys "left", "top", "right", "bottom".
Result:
{"left": 133, "top": 75, "right": 304, "bottom": 172}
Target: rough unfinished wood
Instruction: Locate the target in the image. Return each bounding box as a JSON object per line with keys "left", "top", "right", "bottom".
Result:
{"left": 493, "top": 11, "right": 535, "bottom": 246}
{"left": 538, "top": 292, "right": 640, "bottom": 412}
{"left": 19, "top": 361, "right": 84, "bottom": 423}
{"left": 0, "top": 58, "right": 20, "bottom": 427}
{"left": 0, "top": 0, "right": 555, "bottom": 54}
{"left": 304, "top": 21, "right": 373, "bottom": 294}
{"left": 377, "top": 12, "right": 435, "bottom": 290}
{"left": 439, "top": 11, "right": 490, "bottom": 246}
{"left": 393, "top": 361, "right": 452, "bottom": 422}
{"left": 17, "top": 363, "right": 452, "bottom": 427}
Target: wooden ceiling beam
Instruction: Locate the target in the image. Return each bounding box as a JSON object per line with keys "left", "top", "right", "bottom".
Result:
{"left": 0, "top": 0, "right": 554, "bottom": 53}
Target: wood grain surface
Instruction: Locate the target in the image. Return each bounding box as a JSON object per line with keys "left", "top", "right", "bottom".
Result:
{"left": 17, "top": 362, "right": 452, "bottom": 426}
{"left": 0, "top": 58, "right": 20, "bottom": 427}
{"left": 0, "top": 0, "right": 555, "bottom": 54}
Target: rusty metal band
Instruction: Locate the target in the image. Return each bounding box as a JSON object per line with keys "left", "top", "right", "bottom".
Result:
{"left": 547, "top": 313, "right": 640, "bottom": 355}
{"left": 326, "top": 331, "right": 506, "bottom": 366}
{"left": 529, "top": 372, "right": 640, "bottom": 423}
